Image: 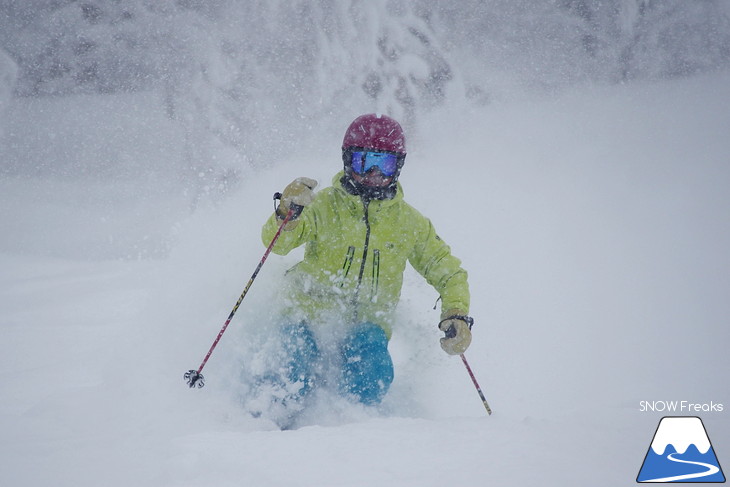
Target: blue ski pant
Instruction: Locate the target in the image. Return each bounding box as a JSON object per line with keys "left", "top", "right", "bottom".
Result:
{"left": 278, "top": 321, "right": 394, "bottom": 405}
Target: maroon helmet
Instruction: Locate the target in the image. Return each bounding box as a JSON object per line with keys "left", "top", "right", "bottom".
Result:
{"left": 340, "top": 114, "right": 407, "bottom": 200}
{"left": 342, "top": 114, "right": 406, "bottom": 154}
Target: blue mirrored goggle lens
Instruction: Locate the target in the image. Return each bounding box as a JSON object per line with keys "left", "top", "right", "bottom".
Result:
{"left": 350, "top": 151, "right": 399, "bottom": 177}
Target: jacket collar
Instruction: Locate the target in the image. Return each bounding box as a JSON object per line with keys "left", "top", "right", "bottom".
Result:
{"left": 331, "top": 170, "right": 404, "bottom": 216}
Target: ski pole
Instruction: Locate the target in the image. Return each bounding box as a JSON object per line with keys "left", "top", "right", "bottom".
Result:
{"left": 184, "top": 203, "right": 297, "bottom": 389}
{"left": 460, "top": 353, "right": 492, "bottom": 415}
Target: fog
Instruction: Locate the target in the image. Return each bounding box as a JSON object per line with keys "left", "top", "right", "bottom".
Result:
{"left": 1, "top": 2, "right": 729, "bottom": 486}
{"left": 2, "top": 1, "right": 729, "bottom": 186}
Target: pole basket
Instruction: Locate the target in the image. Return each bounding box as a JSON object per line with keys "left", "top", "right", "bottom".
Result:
{"left": 184, "top": 370, "right": 205, "bottom": 389}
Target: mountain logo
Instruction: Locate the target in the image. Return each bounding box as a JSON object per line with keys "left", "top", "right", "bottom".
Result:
{"left": 637, "top": 416, "right": 726, "bottom": 483}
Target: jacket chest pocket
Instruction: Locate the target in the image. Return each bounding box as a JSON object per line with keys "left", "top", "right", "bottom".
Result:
{"left": 371, "top": 249, "right": 380, "bottom": 298}
{"left": 339, "top": 245, "right": 356, "bottom": 285}
{"left": 338, "top": 245, "right": 381, "bottom": 299}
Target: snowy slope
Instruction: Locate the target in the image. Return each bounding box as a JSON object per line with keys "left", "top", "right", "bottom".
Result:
{"left": 1, "top": 72, "right": 729, "bottom": 486}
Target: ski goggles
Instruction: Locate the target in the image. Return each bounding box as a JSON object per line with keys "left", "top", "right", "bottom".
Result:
{"left": 348, "top": 149, "right": 403, "bottom": 178}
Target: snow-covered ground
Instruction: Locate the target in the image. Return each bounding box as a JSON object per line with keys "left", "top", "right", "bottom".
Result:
{"left": 1, "top": 72, "right": 729, "bottom": 486}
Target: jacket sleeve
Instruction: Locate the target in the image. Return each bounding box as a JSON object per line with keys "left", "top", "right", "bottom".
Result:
{"left": 261, "top": 205, "right": 315, "bottom": 255}
{"left": 408, "top": 214, "right": 470, "bottom": 315}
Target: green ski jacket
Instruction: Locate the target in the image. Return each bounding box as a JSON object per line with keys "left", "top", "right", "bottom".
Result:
{"left": 262, "top": 172, "right": 469, "bottom": 339}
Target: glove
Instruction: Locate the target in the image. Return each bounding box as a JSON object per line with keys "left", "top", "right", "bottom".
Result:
{"left": 277, "top": 177, "right": 317, "bottom": 227}
{"left": 438, "top": 309, "right": 473, "bottom": 355}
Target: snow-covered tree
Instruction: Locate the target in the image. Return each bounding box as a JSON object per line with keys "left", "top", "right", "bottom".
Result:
{"left": 0, "top": 46, "right": 18, "bottom": 139}
{"left": 1, "top": 0, "right": 728, "bottom": 188}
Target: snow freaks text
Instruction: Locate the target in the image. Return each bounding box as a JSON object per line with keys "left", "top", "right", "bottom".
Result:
{"left": 639, "top": 401, "right": 724, "bottom": 413}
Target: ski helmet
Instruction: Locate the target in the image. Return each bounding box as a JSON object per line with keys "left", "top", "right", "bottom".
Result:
{"left": 342, "top": 113, "right": 406, "bottom": 154}
{"left": 340, "top": 114, "right": 407, "bottom": 200}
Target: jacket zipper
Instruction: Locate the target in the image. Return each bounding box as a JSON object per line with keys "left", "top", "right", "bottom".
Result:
{"left": 351, "top": 199, "right": 371, "bottom": 322}
{"left": 356, "top": 199, "right": 371, "bottom": 286}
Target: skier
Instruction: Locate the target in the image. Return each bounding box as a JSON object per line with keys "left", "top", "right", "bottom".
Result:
{"left": 257, "top": 113, "right": 473, "bottom": 425}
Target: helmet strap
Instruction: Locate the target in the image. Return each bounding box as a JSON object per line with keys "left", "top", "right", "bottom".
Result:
{"left": 340, "top": 171, "right": 398, "bottom": 201}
